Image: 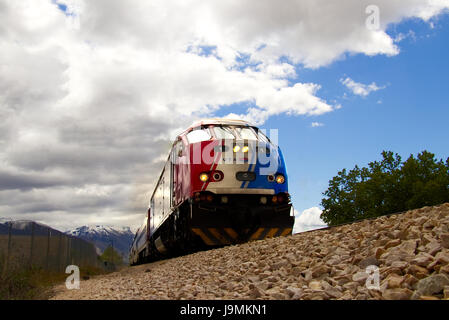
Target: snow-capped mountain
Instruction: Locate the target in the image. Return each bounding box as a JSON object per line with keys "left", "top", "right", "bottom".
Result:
{"left": 66, "top": 225, "right": 134, "bottom": 262}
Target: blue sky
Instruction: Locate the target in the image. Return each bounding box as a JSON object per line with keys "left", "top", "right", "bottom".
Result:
{"left": 2, "top": 1, "right": 449, "bottom": 231}
{"left": 217, "top": 14, "right": 449, "bottom": 215}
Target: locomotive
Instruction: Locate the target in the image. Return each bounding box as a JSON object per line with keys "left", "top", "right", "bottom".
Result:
{"left": 129, "top": 119, "right": 294, "bottom": 265}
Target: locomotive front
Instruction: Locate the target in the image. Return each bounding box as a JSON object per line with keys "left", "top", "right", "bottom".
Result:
{"left": 182, "top": 120, "right": 294, "bottom": 246}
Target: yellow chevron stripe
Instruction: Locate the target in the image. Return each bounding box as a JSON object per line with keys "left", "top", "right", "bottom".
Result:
{"left": 208, "top": 228, "right": 231, "bottom": 245}
{"left": 223, "top": 228, "right": 238, "bottom": 240}
{"left": 265, "top": 228, "right": 279, "bottom": 239}
{"left": 250, "top": 228, "right": 265, "bottom": 240}
{"left": 281, "top": 228, "right": 292, "bottom": 237}
{"left": 191, "top": 228, "right": 215, "bottom": 246}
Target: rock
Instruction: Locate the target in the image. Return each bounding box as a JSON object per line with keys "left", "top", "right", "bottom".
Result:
{"left": 402, "top": 274, "right": 419, "bottom": 290}
{"left": 381, "top": 266, "right": 402, "bottom": 277}
{"left": 423, "top": 219, "right": 438, "bottom": 229}
{"left": 334, "top": 275, "right": 352, "bottom": 286}
{"left": 391, "top": 261, "right": 408, "bottom": 270}
{"left": 407, "top": 265, "right": 429, "bottom": 279}
{"left": 375, "top": 247, "right": 386, "bottom": 260}
{"left": 311, "top": 265, "right": 330, "bottom": 277}
{"left": 411, "top": 252, "right": 434, "bottom": 267}
{"left": 419, "top": 296, "right": 440, "bottom": 300}
{"left": 249, "top": 286, "right": 262, "bottom": 299}
{"left": 271, "top": 261, "right": 289, "bottom": 270}
{"left": 382, "top": 288, "right": 413, "bottom": 300}
{"left": 439, "top": 264, "right": 449, "bottom": 275}
{"left": 309, "top": 281, "right": 322, "bottom": 291}
{"left": 426, "top": 242, "right": 442, "bottom": 256}
{"left": 386, "top": 274, "right": 404, "bottom": 289}
{"left": 358, "top": 256, "right": 380, "bottom": 269}
{"left": 444, "top": 286, "right": 449, "bottom": 299}
{"left": 384, "top": 239, "right": 401, "bottom": 249}
{"left": 400, "top": 239, "right": 418, "bottom": 253}
{"left": 435, "top": 250, "right": 449, "bottom": 264}
{"left": 284, "top": 286, "right": 303, "bottom": 298}
{"left": 351, "top": 255, "right": 363, "bottom": 265}
{"left": 321, "top": 280, "right": 343, "bottom": 299}
{"left": 427, "top": 250, "right": 449, "bottom": 270}
{"left": 303, "top": 270, "right": 313, "bottom": 282}
{"left": 411, "top": 274, "right": 449, "bottom": 299}
{"left": 291, "top": 266, "right": 302, "bottom": 277}
{"left": 352, "top": 271, "right": 369, "bottom": 284}
{"left": 342, "top": 281, "right": 359, "bottom": 293}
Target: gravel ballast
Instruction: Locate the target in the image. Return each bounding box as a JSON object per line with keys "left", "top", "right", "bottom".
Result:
{"left": 50, "top": 203, "right": 449, "bottom": 300}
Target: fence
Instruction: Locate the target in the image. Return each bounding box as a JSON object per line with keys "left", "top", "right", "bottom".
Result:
{"left": 0, "top": 221, "right": 103, "bottom": 276}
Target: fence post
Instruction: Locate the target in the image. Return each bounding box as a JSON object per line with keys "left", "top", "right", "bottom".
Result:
{"left": 2, "top": 222, "right": 13, "bottom": 277}
{"left": 46, "top": 228, "right": 51, "bottom": 270}
{"left": 66, "top": 236, "right": 71, "bottom": 266}
{"left": 29, "top": 222, "right": 35, "bottom": 269}
{"left": 57, "top": 233, "right": 62, "bottom": 272}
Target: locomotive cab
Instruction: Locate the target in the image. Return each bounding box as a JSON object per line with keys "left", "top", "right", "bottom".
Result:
{"left": 130, "top": 119, "right": 294, "bottom": 264}
{"left": 180, "top": 121, "right": 294, "bottom": 246}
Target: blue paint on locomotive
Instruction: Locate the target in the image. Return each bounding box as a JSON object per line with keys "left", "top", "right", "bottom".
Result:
{"left": 245, "top": 144, "right": 288, "bottom": 194}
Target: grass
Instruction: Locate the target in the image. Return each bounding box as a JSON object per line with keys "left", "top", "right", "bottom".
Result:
{"left": 0, "top": 263, "right": 108, "bottom": 300}
{"left": 0, "top": 234, "right": 108, "bottom": 299}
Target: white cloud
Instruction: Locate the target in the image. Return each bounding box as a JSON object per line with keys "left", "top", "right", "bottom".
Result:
{"left": 293, "top": 207, "right": 327, "bottom": 234}
{"left": 0, "top": 0, "right": 448, "bottom": 229}
{"left": 311, "top": 122, "right": 324, "bottom": 128}
{"left": 340, "top": 77, "right": 385, "bottom": 97}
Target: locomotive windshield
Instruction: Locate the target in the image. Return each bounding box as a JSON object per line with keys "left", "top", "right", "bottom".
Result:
{"left": 213, "top": 126, "right": 235, "bottom": 139}
{"left": 234, "top": 127, "right": 258, "bottom": 140}
{"left": 186, "top": 124, "right": 271, "bottom": 144}
{"left": 212, "top": 125, "right": 265, "bottom": 141}
{"left": 186, "top": 127, "right": 211, "bottom": 143}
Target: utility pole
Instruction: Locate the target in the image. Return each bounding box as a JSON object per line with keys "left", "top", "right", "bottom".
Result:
{"left": 111, "top": 239, "right": 114, "bottom": 267}
{"left": 2, "top": 221, "right": 12, "bottom": 277}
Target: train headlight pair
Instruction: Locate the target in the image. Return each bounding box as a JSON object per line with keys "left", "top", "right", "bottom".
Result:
{"left": 267, "top": 174, "right": 285, "bottom": 184}
{"left": 200, "top": 171, "right": 224, "bottom": 182}
{"left": 233, "top": 146, "right": 249, "bottom": 153}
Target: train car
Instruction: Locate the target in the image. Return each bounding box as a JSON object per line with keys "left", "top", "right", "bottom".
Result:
{"left": 129, "top": 119, "right": 294, "bottom": 265}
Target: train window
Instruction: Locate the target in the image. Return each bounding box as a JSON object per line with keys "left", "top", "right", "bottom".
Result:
{"left": 235, "top": 127, "right": 258, "bottom": 140}
{"left": 174, "top": 139, "right": 184, "bottom": 157}
{"left": 213, "top": 126, "right": 235, "bottom": 139}
{"left": 256, "top": 129, "right": 270, "bottom": 143}
{"left": 186, "top": 127, "right": 211, "bottom": 143}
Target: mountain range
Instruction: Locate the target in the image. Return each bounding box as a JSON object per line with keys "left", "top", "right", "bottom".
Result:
{"left": 65, "top": 225, "right": 134, "bottom": 262}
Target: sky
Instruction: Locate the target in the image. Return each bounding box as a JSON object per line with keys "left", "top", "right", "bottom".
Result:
{"left": 0, "top": 0, "right": 448, "bottom": 233}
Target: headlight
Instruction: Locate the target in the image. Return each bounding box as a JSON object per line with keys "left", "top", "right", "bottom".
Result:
{"left": 233, "top": 145, "right": 241, "bottom": 153}
{"left": 242, "top": 146, "right": 249, "bottom": 153}
{"left": 199, "top": 173, "right": 209, "bottom": 182}
{"left": 275, "top": 174, "right": 285, "bottom": 184}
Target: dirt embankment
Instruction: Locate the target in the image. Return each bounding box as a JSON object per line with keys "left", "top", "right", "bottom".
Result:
{"left": 51, "top": 203, "right": 449, "bottom": 300}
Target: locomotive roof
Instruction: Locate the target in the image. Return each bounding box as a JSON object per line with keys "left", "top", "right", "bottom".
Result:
{"left": 187, "top": 118, "right": 254, "bottom": 131}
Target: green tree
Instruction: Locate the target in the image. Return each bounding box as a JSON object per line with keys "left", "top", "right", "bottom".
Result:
{"left": 320, "top": 150, "right": 449, "bottom": 226}
{"left": 100, "top": 246, "right": 124, "bottom": 266}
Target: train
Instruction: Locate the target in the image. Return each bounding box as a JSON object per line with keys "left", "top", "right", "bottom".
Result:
{"left": 129, "top": 119, "right": 294, "bottom": 265}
